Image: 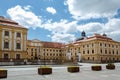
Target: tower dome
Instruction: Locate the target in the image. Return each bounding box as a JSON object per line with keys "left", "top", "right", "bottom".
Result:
{"left": 81, "top": 31, "right": 86, "bottom": 37}
{"left": 103, "top": 33, "right": 107, "bottom": 37}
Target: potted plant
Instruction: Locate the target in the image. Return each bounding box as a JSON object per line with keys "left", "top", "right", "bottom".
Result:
{"left": 38, "top": 66, "right": 52, "bottom": 75}
{"left": 0, "top": 69, "right": 7, "bottom": 78}
{"left": 106, "top": 63, "right": 115, "bottom": 70}
{"left": 91, "top": 64, "right": 102, "bottom": 71}
{"left": 67, "top": 66, "right": 79, "bottom": 73}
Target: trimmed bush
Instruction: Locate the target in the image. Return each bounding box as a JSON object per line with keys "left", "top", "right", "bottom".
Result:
{"left": 106, "top": 63, "right": 115, "bottom": 70}
{"left": 67, "top": 66, "right": 79, "bottom": 73}
{"left": 0, "top": 69, "right": 7, "bottom": 78}
{"left": 91, "top": 65, "right": 102, "bottom": 71}
{"left": 38, "top": 66, "right": 52, "bottom": 75}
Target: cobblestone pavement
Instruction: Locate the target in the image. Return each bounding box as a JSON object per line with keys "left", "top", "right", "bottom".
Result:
{"left": 0, "top": 63, "right": 120, "bottom": 80}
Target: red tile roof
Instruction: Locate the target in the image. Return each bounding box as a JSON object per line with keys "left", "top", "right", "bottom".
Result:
{"left": 41, "top": 41, "right": 63, "bottom": 48}
{"left": 0, "top": 16, "right": 27, "bottom": 29}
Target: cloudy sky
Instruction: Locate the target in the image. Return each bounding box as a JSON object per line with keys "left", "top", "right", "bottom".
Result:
{"left": 0, "top": 0, "right": 120, "bottom": 43}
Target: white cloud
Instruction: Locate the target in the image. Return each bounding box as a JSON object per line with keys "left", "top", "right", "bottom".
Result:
{"left": 23, "top": 5, "right": 31, "bottom": 10}
{"left": 7, "top": 5, "right": 42, "bottom": 29}
{"left": 43, "top": 18, "right": 120, "bottom": 43}
{"left": 44, "top": 19, "right": 78, "bottom": 34}
{"left": 66, "top": 0, "right": 120, "bottom": 19}
{"left": 77, "top": 22, "right": 104, "bottom": 34}
{"left": 46, "top": 7, "right": 56, "bottom": 14}
{"left": 51, "top": 33, "right": 76, "bottom": 43}
{"left": 6, "top": 5, "right": 120, "bottom": 43}
{"left": 43, "top": 19, "right": 78, "bottom": 43}
{"left": 76, "top": 18, "right": 120, "bottom": 42}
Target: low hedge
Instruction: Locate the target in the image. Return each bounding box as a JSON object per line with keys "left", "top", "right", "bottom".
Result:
{"left": 106, "top": 63, "right": 115, "bottom": 70}
{"left": 67, "top": 66, "right": 79, "bottom": 73}
{"left": 38, "top": 66, "right": 52, "bottom": 75}
{"left": 0, "top": 69, "right": 7, "bottom": 78}
{"left": 91, "top": 65, "right": 102, "bottom": 71}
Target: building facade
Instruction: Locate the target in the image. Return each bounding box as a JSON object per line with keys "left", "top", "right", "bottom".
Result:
{"left": 64, "top": 32, "right": 120, "bottom": 63}
{"left": 0, "top": 16, "right": 120, "bottom": 65}
{"left": 27, "top": 39, "right": 63, "bottom": 64}
{"left": 0, "top": 16, "right": 27, "bottom": 65}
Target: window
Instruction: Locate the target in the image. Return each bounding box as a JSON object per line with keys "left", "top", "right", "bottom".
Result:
{"left": 92, "top": 50, "right": 94, "bottom": 54}
{"left": 87, "top": 50, "right": 89, "bottom": 54}
{"left": 83, "top": 45, "right": 85, "bottom": 48}
{"left": 31, "top": 53, "right": 33, "bottom": 56}
{"left": 16, "top": 43, "right": 21, "bottom": 49}
{"left": 109, "top": 44, "right": 110, "bottom": 47}
{"left": 109, "top": 51, "right": 111, "bottom": 54}
{"left": 105, "top": 44, "right": 106, "bottom": 47}
{"left": 113, "top": 50, "right": 114, "bottom": 54}
{"left": 59, "top": 50, "right": 61, "bottom": 52}
{"left": 4, "top": 54, "right": 9, "bottom": 59}
{"left": 100, "top": 49, "right": 102, "bottom": 53}
{"left": 16, "top": 54, "right": 20, "bottom": 59}
{"left": 117, "top": 51, "right": 118, "bottom": 54}
{"left": 92, "top": 43, "right": 94, "bottom": 47}
{"left": 87, "top": 44, "right": 89, "bottom": 47}
{"left": 4, "top": 31, "right": 9, "bottom": 36}
{"left": 112, "top": 45, "right": 114, "bottom": 48}
{"left": 100, "top": 43, "right": 102, "bottom": 46}
{"left": 16, "top": 32, "right": 21, "bottom": 37}
{"left": 83, "top": 51, "right": 85, "bottom": 54}
{"left": 4, "top": 42, "right": 9, "bottom": 49}
{"left": 105, "top": 50, "right": 107, "bottom": 54}
{"left": 44, "top": 49, "right": 45, "bottom": 51}
{"left": 88, "top": 57, "right": 89, "bottom": 60}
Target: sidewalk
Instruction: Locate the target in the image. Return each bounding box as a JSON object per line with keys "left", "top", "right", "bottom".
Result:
{"left": 0, "top": 63, "right": 120, "bottom": 80}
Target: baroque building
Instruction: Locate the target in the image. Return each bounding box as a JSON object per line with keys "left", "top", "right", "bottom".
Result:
{"left": 0, "top": 16, "right": 27, "bottom": 65}
{"left": 27, "top": 39, "right": 63, "bottom": 64}
{"left": 0, "top": 16, "right": 120, "bottom": 65}
{"left": 64, "top": 31, "right": 120, "bottom": 63}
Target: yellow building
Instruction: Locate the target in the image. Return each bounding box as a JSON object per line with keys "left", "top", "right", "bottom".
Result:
{"left": 27, "top": 39, "right": 63, "bottom": 64}
{"left": 1, "top": 16, "right": 119, "bottom": 64}
{"left": 64, "top": 32, "right": 120, "bottom": 63}
{"left": 0, "top": 16, "right": 28, "bottom": 65}
{"left": 27, "top": 39, "right": 42, "bottom": 60}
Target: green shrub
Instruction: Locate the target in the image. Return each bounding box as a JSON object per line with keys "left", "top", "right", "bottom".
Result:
{"left": 106, "top": 63, "right": 115, "bottom": 70}
{"left": 0, "top": 69, "right": 7, "bottom": 78}
{"left": 38, "top": 66, "right": 52, "bottom": 75}
{"left": 91, "top": 65, "right": 102, "bottom": 71}
{"left": 67, "top": 66, "right": 79, "bottom": 73}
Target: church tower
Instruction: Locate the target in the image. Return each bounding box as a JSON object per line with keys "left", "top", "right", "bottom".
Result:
{"left": 81, "top": 31, "right": 86, "bottom": 38}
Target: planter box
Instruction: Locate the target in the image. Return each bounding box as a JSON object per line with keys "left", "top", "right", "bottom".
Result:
{"left": 106, "top": 64, "right": 115, "bottom": 70}
{"left": 91, "top": 65, "right": 102, "bottom": 71}
{"left": 0, "top": 69, "right": 7, "bottom": 78}
{"left": 67, "top": 66, "right": 79, "bottom": 73}
{"left": 38, "top": 67, "right": 52, "bottom": 75}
